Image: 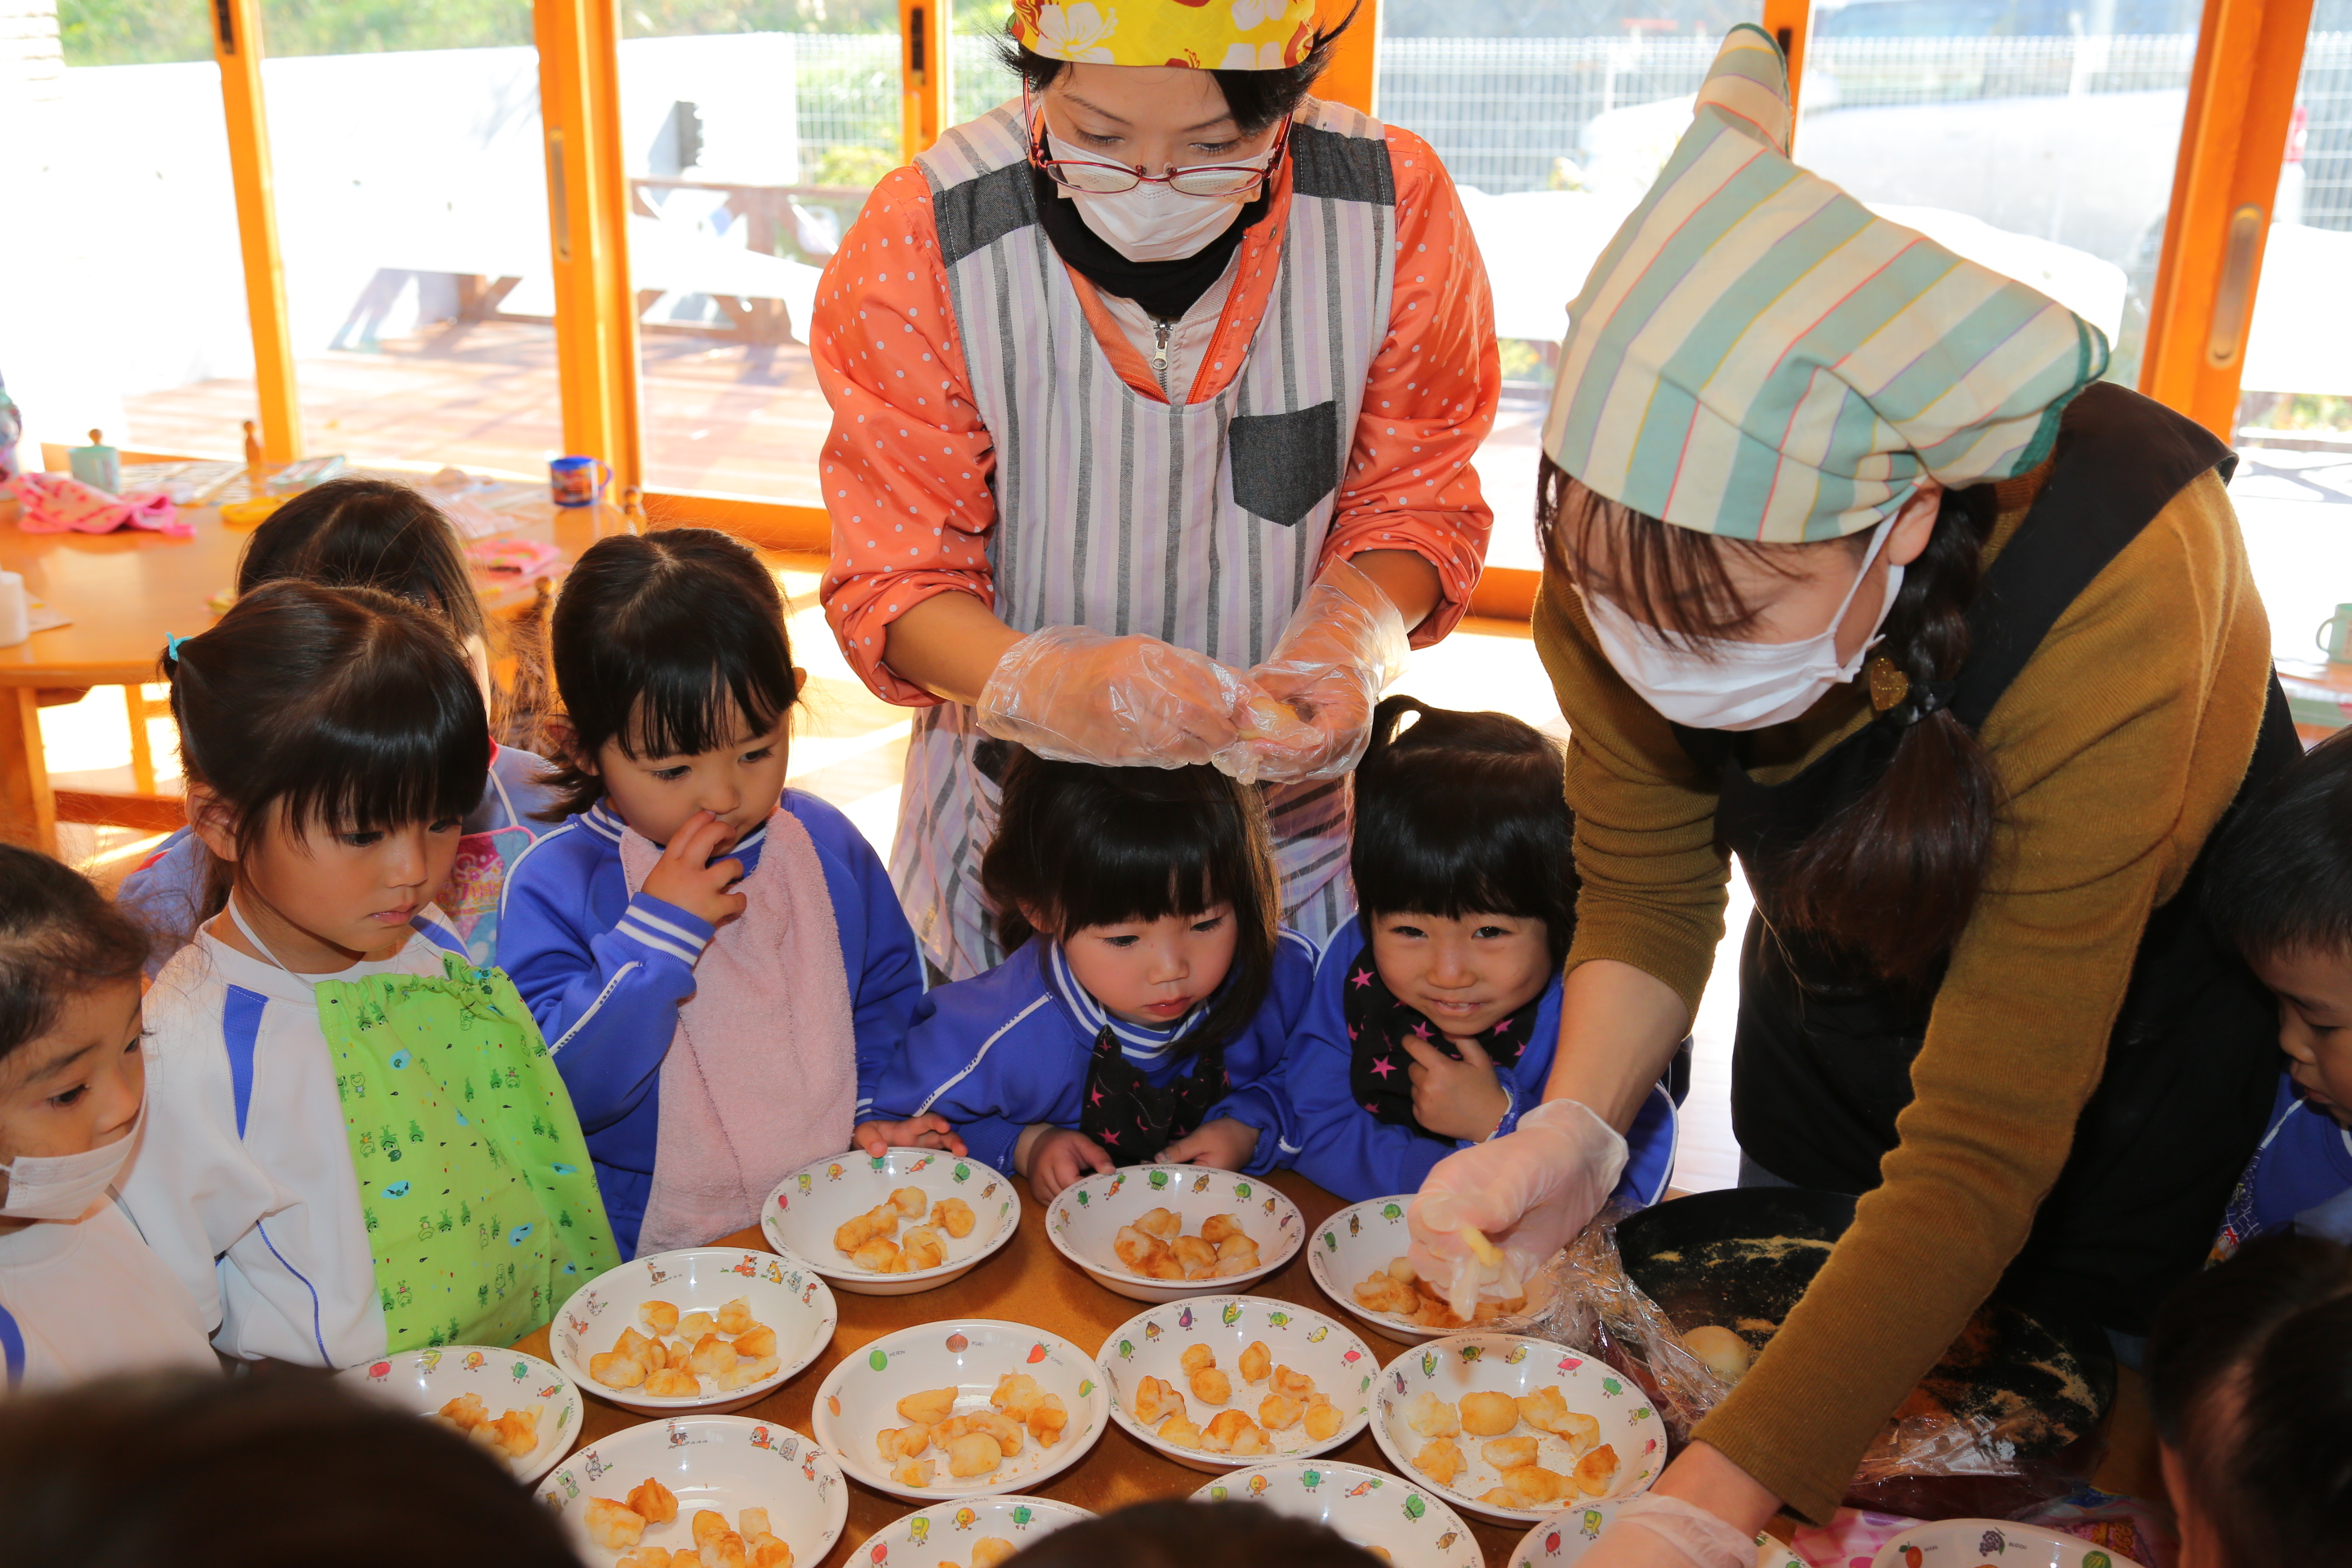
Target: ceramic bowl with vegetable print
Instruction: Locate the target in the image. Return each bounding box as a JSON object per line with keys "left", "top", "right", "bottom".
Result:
{"left": 1307, "top": 1196, "right": 1558, "bottom": 1344}
{"left": 552, "top": 1247, "right": 838, "bottom": 1416}
{"left": 811, "top": 1318, "right": 1111, "bottom": 1502}
{"left": 1868, "top": 1519, "right": 2147, "bottom": 1568}
{"left": 339, "top": 1344, "right": 583, "bottom": 1483}
{"left": 1513, "top": 1502, "right": 1807, "bottom": 1568}
{"left": 1367, "top": 1333, "right": 1664, "bottom": 1525}
{"left": 544, "top": 1413, "right": 847, "bottom": 1567}
{"left": 1097, "top": 1294, "right": 1376, "bottom": 1472}
{"left": 857, "top": 1494, "right": 1095, "bottom": 1568}
{"left": 762, "top": 1149, "right": 1021, "bottom": 1298}
{"left": 1189, "top": 1460, "right": 1481, "bottom": 1568}
{"left": 1044, "top": 1164, "right": 1304, "bottom": 1304}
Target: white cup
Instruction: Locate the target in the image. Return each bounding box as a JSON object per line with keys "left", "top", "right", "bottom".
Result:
{"left": 0, "top": 572, "right": 29, "bottom": 648}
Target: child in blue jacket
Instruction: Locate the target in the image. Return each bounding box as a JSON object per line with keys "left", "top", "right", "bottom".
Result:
{"left": 1283, "top": 697, "right": 1677, "bottom": 1205}
{"left": 497, "top": 530, "right": 922, "bottom": 1257}
{"left": 860, "top": 752, "right": 1312, "bottom": 1200}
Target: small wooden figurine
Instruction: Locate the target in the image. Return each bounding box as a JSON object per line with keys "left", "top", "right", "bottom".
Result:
{"left": 243, "top": 420, "right": 265, "bottom": 490}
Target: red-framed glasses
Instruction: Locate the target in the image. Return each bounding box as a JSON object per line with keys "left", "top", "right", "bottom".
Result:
{"left": 1023, "top": 85, "right": 1292, "bottom": 198}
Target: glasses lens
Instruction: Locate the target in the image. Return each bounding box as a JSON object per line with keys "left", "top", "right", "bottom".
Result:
{"left": 1169, "top": 167, "right": 1263, "bottom": 198}
{"left": 1052, "top": 161, "right": 1140, "bottom": 194}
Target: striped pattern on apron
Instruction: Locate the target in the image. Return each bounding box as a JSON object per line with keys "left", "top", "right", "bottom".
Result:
{"left": 890, "top": 99, "right": 1398, "bottom": 978}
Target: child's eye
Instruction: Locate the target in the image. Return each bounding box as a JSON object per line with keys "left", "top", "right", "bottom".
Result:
{"left": 47, "top": 1083, "right": 88, "bottom": 1109}
{"left": 1191, "top": 140, "right": 1240, "bottom": 158}
{"left": 1102, "top": 934, "right": 1139, "bottom": 949}
{"left": 1475, "top": 925, "right": 1511, "bottom": 940}
{"left": 340, "top": 830, "right": 385, "bottom": 848}
{"left": 1190, "top": 914, "right": 1227, "bottom": 934}
{"left": 741, "top": 746, "right": 774, "bottom": 764}
{"left": 652, "top": 766, "right": 690, "bottom": 782}
{"left": 429, "top": 817, "right": 462, "bottom": 834}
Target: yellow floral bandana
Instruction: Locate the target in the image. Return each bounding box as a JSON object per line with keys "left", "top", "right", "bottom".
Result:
{"left": 1011, "top": 0, "right": 1322, "bottom": 70}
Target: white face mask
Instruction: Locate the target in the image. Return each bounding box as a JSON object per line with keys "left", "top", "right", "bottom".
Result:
{"left": 1580, "top": 519, "right": 1904, "bottom": 733}
{"left": 0, "top": 1110, "right": 140, "bottom": 1222}
{"left": 1047, "top": 130, "right": 1267, "bottom": 263}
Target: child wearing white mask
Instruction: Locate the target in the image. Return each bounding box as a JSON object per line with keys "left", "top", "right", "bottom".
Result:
{"left": 0, "top": 845, "right": 214, "bottom": 1390}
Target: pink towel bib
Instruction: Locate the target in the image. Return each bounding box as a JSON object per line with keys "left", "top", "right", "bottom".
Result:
{"left": 620, "top": 808, "right": 858, "bottom": 1254}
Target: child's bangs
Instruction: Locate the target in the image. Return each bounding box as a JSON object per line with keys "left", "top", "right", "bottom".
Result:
{"left": 618, "top": 659, "right": 791, "bottom": 762}
{"left": 1054, "top": 804, "right": 1240, "bottom": 931}
{"left": 266, "top": 688, "right": 489, "bottom": 839}
{"left": 1356, "top": 815, "right": 1551, "bottom": 925}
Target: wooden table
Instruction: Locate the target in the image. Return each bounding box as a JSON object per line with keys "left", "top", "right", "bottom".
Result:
{"left": 515, "top": 1171, "right": 1545, "bottom": 1568}
{"left": 0, "top": 485, "right": 628, "bottom": 850}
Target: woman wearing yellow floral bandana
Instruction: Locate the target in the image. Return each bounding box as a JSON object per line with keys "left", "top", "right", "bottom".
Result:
{"left": 1406, "top": 27, "right": 2295, "bottom": 1564}
{"left": 813, "top": 1, "right": 1501, "bottom": 980}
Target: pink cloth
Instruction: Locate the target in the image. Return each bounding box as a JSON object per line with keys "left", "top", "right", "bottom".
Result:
{"left": 13, "top": 471, "right": 190, "bottom": 538}
{"left": 1788, "top": 1510, "right": 1923, "bottom": 1568}
{"left": 620, "top": 808, "right": 858, "bottom": 1254}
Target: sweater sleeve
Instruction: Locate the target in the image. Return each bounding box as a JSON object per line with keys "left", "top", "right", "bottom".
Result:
{"left": 1320, "top": 126, "right": 1501, "bottom": 647}
{"left": 791, "top": 793, "right": 925, "bottom": 1119}
{"left": 496, "top": 854, "right": 713, "bottom": 1136}
{"left": 1686, "top": 470, "right": 2274, "bottom": 1521}
{"left": 864, "top": 973, "right": 1082, "bottom": 1175}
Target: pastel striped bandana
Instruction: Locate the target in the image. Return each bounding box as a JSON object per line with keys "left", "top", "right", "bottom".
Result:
{"left": 1539, "top": 24, "right": 2109, "bottom": 541}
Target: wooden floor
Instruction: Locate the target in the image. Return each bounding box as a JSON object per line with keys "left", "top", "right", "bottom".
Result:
{"left": 122, "top": 319, "right": 835, "bottom": 503}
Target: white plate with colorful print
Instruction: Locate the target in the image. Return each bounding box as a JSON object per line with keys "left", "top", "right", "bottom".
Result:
{"left": 1191, "top": 1460, "right": 1481, "bottom": 1568}
{"left": 1869, "top": 1520, "right": 2145, "bottom": 1568}
{"left": 1513, "top": 1502, "right": 1807, "bottom": 1567}
{"left": 551, "top": 1246, "right": 837, "bottom": 1415}
{"left": 1044, "top": 1165, "right": 1304, "bottom": 1303}
{"left": 858, "top": 1495, "right": 1095, "bottom": 1568}
{"left": 338, "top": 1344, "right": 582, "bottom": 1483}
{"left": 1306, "top": 1196, "right": 1557, "bottom": 1345}
{"left": 542, "top": 1414, "right": 846, "bottom": 1566}
{"left": 1098, "top": 1294, "right": 1376, "bottom": 1472}
{"left": 1368, "top": 1334, "right": 1664, "bottom": 1525}
{"left": 812, "top": 1319, "right": 1111, "bottom": 1502}
{"left": 762, "top": 1148, "right": 1021, "bottom": 1297}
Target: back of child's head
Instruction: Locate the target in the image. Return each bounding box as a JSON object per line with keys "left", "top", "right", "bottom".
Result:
{"left": 543, "top": 528, "right": 796, "bottom": 817}
{"left": 1004, "top": 1500, "right": 1382, "bottom": 1568}
{"left": 0, "top": 845, "right": 147, "bottom": 1067}
{"left": 235, "top": 477, "right": 486, "bottom": 649}
{"left": 982, "top": 752, "right": 1279, "bottom": 1049}
{"left": 2146, "top": 1232, "right": 2352, "bottom": 1566}
{"left": 167, "top": 580, "right": 490, "bottom": 887}
{"left": 1352, "top": 695, "right": 1577, "bottom": 964}
{"left": 2204, "top": 726, "right": 2352, "bottom": 964}
{"left": 0, "top": 1371, "right": 579, "bottom": 1567}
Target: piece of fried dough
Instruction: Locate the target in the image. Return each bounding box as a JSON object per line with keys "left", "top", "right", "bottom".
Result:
{"left": 1178, "top": 1343, "right": 1217, "bottom": 1374}
{"left": 1411, "top": 1437, "right": 1464, "bottom": 1486}
{"left": 643, "top": 1367, "right": 702, "bottom": 1397}
{"left": 968, "top": 1410, "right": 1025, "bottom": 1457}
{"left": 1269, "top": 1365, "right": 1315, "bottom": 1401}
{"left": 1405, "top": 1391, "right": 1460, "bottom": 1438}
{"left": 1158, "top": 1414, "right": 1204, "bottom": 1450}
{"left": 1112, "top": 1225, "right": 1172, "bottom": 1275}
{"left": 1303, "top": 1397, "right": 1343, "bottom": 1442}
{"left": 438, "top": 1391, "right": 488, "bottom": 1432}
{"left": 1258, "top": 1393, "right": 1303, "bottom": 1431}
{"left": 969, "top": 1539, "right": 1016, "bottom": 1568}
{"left": 750, "top": 1541, "right": 792, "bottom": 1568}
{"left": 488, "top": 1407, "right": 539, "bottom": 1457}
{"left": 890, "top": 1185, "right": 928, "bottom": 1217}
{"left": 1199, "top": 1409, "right": 1257, "bottom": 1454}
{"left": 1189, "top": 1367, "right": 1232, "bottom": 1406}
{"left": 1352, "top": 1273, "right": 1417, "bottom": 1316}
{"left": 733, "top": 1321, "right": 777, "bottom": 1360}
{"left": 685, "top": 1332, "right": 736, "bottom": 1379}
{"left": 585, "top": 1498, "right": 648, "bottom": 1550}
{"left": 1171, "top": 1236, "right": 1218, "bottom": 1275}
{"left": 852, "top": 1236, "right": 903, "bottom": 1272}
{"left": 715, "top": 1297, "right": 755, "bottom": 1335}
{"left": 1134, "top": 1206, "right": 1183, "bottom": 1241}
{"left": 640, "top": 1300, "right": 680, "bottom": 1336}
{"left": 629, "top": 1477, "right": 679, "bottom": 1525}
{"left": 946, "top": 1431, "right": 1003, "bottom": 1478}
{"left": 1504, "top": 1464, "right": 1570, "bottom": 1506}
{"left": 901, "top": 1226, "right": 948, "bottom": 1272}
{"left": 1237, "top": 1341, "right": 1272, "bottom": 1384}
{"left": 893, "top": 1458, "right": 936, "bottom": 1488}
{"left": 693, "top": 1510, "right": 732, "bottom": 1548}
{"left": 879, "top": 1423, "right": 932, "bottom": 1461}
{"left": 898, "top": 1386, "right": 959, "bottom": 1426}
{"left": 590, "top": 1351, "right": 648, "bottom": 1390}
{"left": 932, "top": 1197, "right": 976, "bottom": 1238}
{"left": 1459, "top": 1390, "right": 1519, "bottom": 1437}
{"left": 1027, "top": 1392, "right": 1067, "bottom": 1446}
{"left": 715, "top": 1353, "right": 780, "bottom": 1392}
{"left": 1574, "top": 1444, "right": 1619, "bottom": 1496}
{"left": 1482, "top": 1436, "right": 1539, "bottom": 1470}
{"left": 991, "top": 1372, "right": 1044, "bottom": 1420}
{"left": 679, "top": 1311, "right": 719, "bottom": 1338}
{"left": 1133, "top": 1375, "right": 1185, "bottom": 1427}
{"left": 1200, "top": 1214, "right": 1244, "bottom": 1245}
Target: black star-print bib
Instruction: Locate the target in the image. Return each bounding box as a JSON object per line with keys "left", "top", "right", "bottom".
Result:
{"left": 1343, "top": 941, "right": 1541, "bottom": 1140}
{"left": 1077, "top": 1028, "right": 1232, "bottom": 1165}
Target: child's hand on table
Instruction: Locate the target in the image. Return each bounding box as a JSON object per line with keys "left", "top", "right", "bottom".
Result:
{"left": 1018, "top": 1125, "right": 1114, "bottom": 1200}
{"left": 1161, "top": 1117, "right": 1259, "bottom": 1171}
{"left": 642, "top": 810, "right": 748, "bottom": 928}
{"left": 853, "top": 1116, "right": 968, "bottom": 1159}
{"left": 1401, "top": 1032, "right": 1511, "bottom": 1141}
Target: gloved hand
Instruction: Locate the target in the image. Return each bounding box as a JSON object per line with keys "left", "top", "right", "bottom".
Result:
{"left": 1407, "top": 1097, "right": 1626, "bottom": 1320}
{"left": 973, "top": 625, "right": 1309, "bottom": 771}
{"left": 1579, "top": 1495, "right": 1760, "bottom": 1568}
{"left": 1236, "top": 555, "right": 1411, "bottom": 785}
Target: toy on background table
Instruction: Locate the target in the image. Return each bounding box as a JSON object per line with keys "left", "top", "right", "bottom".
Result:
{"left": 68, "top": 429, "right": 119, "bottom": 493}
{"left": 220, "top": 494, "right": 287, "bottom": 528}
{"left": 466, "top": 537, "right": 562, "bottom": 581}
{"left": 242, "top": 420, "right": 264, "bottom": 488}
{"left": 621, "top": 484, "right": 647, "bottom": 529}
{"left": 550, "top": 454, "right": 611, "bottom": 508}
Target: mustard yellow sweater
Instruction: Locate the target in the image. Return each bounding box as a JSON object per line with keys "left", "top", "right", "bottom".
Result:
{"left": 1531, "top": 461, "right": 2272, "bottom": 1521}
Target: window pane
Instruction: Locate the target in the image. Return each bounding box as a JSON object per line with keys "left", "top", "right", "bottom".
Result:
{"left": 1377, "top": 2, "right": 1759, "bottom": 570}
{"left": 953, "top": 0, "right": 1018, "bottom": 124}
{"left": 624, "top": 2, "right": 902, "bottom": 501}
{"left": 1797, "top": 0, "right": 2206, "bottom": 390}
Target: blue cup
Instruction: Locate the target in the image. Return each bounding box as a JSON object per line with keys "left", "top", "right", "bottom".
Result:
{"left": 550, "top": 455, "right": 612, "bottom": 508}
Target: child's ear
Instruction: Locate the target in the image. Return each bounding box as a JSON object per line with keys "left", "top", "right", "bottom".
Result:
{"left": 791, "top": 666, "right": 806, "bottom": 700}
{"left": 542, "top": 713, "right": 594, "bottom": 773}
{"left": 184, "top": 784, "right": 239, "bottom": 864}
{"left": 1017, "top": 900, "right": 1056, "bottom": 938}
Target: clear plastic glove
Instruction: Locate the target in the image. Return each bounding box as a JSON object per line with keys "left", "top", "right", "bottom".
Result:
{"left": 1579, "top": 1495, "right": 1760, "bottom": 1568}
{"left": 1406, "top": 1097, "right": 1627, "bottom": 1320}
{"left": 973, "top": 624, "right": 1309, "bottom": 772}
{"left": 1238, "top": 555, "right": 1411, "bottom": 785}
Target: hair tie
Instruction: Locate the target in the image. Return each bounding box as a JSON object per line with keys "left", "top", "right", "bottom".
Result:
{"left": 165, "top": 632, "right": 188, "bottom": 662}
{"left": 1866, "top": 657, "right": 1954, "bottom": 728}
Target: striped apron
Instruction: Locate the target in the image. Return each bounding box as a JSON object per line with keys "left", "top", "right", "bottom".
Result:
{"left": 890, "top": 99, "right": 1400, "bottom": 978}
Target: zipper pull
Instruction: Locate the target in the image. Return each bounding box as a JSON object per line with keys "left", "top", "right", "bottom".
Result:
{"left": 1152, "top": 318, "right": 1172, "bottom": 374}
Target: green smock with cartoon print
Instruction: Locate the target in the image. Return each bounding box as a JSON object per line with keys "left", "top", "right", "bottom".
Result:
{"left": 320, "top": 956, "right": 618, "bottom": 1351}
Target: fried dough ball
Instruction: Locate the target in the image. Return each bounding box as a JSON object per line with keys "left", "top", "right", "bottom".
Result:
{"left": 932, "top": 1414, "right": 982, "bottom": 1444}
{"left": 893, "top": 1458, "right": 936, "bottom": 1488}
{"left": 1179, "top": 1344, "right": 1218, "bottom": 1374}
{"left": 630, "top": 1477, "right": 680, "bottom": 1525}
{"left": 1408, "top": 1296, "right": 1471, "bottom": 1331}
{"left": 1171, "top": 1236, "right": 1218, "bottom": 1276}
{"left": 1477, "top": 1490, "right": 1519, "bottom": 1510}
{"left": 1352, "top": 1273, "right": 1418, "bottom": 1316}
{"left": 974, "top": 1410, "right": 1027, "bottom": 1456}
{"left": 613, "top": 1326, "right": 656, "bottom": 1361}
{"left": 1303, "top": 1397, "right": 1343, "bottom": 1442}
{"left": 733, "top": 1322, "right": 777, "bottom": 1360}
{"left": 750, "top": 1541, "right": 792, "bottom": 1568}
{"left": 946, "top": 1432, "right": 1003, "bottom": 1478}
{"left": 901, "top": 1226, "right": 948, "bottom": 1272}
{"left": 879, "top": 1423, "right": 933, "bottom": 1461}
{"left": 1211, "top": 1253, "right": 1262, "bottom": 1278}
{"left": 1143, "top": 1254, "right": 1187, "bottom": 1281}
{"left": 703, "top": 1531, "right": 750, "bottom": 1568}
{"left": 1200, "top": 1214, "right": 1244, "bottom": 1245}
{"left": 644, "top": 1367, "right": 701, "bottom": 1398}
{"left": 585, "top": 1498, "right": 648, "bottom": 1549}
{"left": 1269, "top": 1365, "right": 1315, "bottom": 1401}
{"left": 1135, "top": 1206, "right": 1183, "bottom": 1241}
{"left": 1158, "top": 1414, "right": 1204, "bottom": 1450}
{"left": 618, "top": 1551, "right": 676, "bottom": 1568}
{"left": 898, "top": 1386, "right": 959, "bottom": 1426}
{"left": 1113, "top": 1226, "right": 1173, "bottom": 1275}
{"left": 835, "top": 1214, "right": 880, "bottom": 1253}
{"left": 715, "top": 1353, "right": 781, "bottom": 1392}
{"left": 715, "top": 1297, "right": 755, "bottom": 1335}
{"left": 1411, "top": 1437, "right": 1464, "bottom": 1486}
{"left": 1189, "top": 1367, "right": 1232, "bottom": 1406}
{"left": 1133, "top": 1375, "right": 1186, "bottom": 1427}
{"left": 640, "top": 1300, "right": 680, "bottom": 1335}
{"left": 1237, "top": 1341, "right": 1272, "bottom": 1384}
{"left": 1682, "top": 1325, "right": 1753, "bottom": 1384}
{"left": 1459, "top": 1390, "right": 1519, "bottom": 1437}
{"left": 1258, "top": 1393, "right": 1303, "bottom": 1431}
{"left": 991, "top": 1372, "right": 1044, "bottom": 1420}
{"left": 969, "top": 1539, "right": 1016, "bottom": 1568}
{"left": 679, "top": 1311, "right": 719, "bottom": 1338}
{"left": 1200, "top": 1410, "right": 1262, "bottom": 1454}
{"left": 1405, "top": 1392, "right": 1460, "bottom": 1438}
{"left": 852, "top": 1236, "right": 904, "bottom": 1272}
{"left": 1215, "top": 1232, "right": 1258, "bottom": 1261}
{"left": 1574, "top": 1444, "right": 1620, "bottom": 1496}
{"left": 693, "top": 1511, "right": 732, "bottom": 1548}
{"left": 1230, "top": 1421, "right": 1272, "bottom": 1457}
{"left": 738, "top": 1511, "right": 771, "bottom": 1542}
{"left": 1517, "top": 1388, "right": 1601, "bottom": 1453}
{"left": 438, "top": 1392, "right": 488, "bottom": 1432}
{"left": 489, "top": 1407, "right": 539, "bottom": 1457}
{"left": 1482, "top": 1437, "right": 1539, "bottom": 1470}
{"left": 590, "top": 1351, "right": 648, "bottom": 1389}
{"left": 1027, "top": 1392, "right": 1067, "bottom": 1446}
{"left": 684, "top": 1332, "right": 735, "bottom": 1379}
{"left": 932, "top": 1197, "right": 976, "bottom": 1237}
{"left": 890, "top": 1186, "right": 928, "bottom": 1217}
{"left": 1504, "top": 1465, "right": 1570, "bottom": 1506}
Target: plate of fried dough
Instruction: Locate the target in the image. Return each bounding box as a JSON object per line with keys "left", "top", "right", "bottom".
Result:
{"left": 1097, "top": 1295, "right": 1376, "bottom": 1472}
{"left": 1045, "top": 1165, "right": 1303, "bottom": 1304}
{"left": 552, "top": 1247, "right": 838, "bottom": 1415}
{"left": 1368, "top": 1333, "right": 1664, "bottom": 1524}
{"left": 339, "top": 1345, "right": 583, "bottom": 1483}
{"left": 856, "top": 1494, "right": 1095, "bottom": 1568}
{"left": 763, "top": 1149, "right": 1021, "bottom": 1298}
{"left": 543, "top": 1413, "right": 846, "bottom": 1568}
{"left": 1306, "top": 1196, "right": 1554, "bottom": 1345}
